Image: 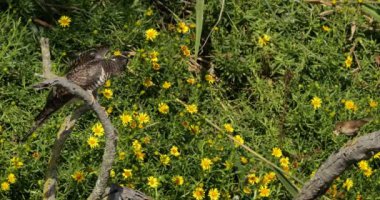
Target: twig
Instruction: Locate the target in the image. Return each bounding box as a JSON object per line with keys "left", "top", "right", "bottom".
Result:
{"left": 199, "top": 0, "right": 225, "bottom": 54}
{"left": 33, "top": 18, "right": 54, "bottom": 29}
{"left": 43, "top": 105, "right": 90, "bottom": 200}
{"left": 40, "top": 38, "right": 56, "bottom": 79}
{"left": 296, "top": 130, "right": 380, "bottom": 200}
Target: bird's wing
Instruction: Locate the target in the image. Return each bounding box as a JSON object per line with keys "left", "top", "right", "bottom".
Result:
{"left": 68, "top": 46, "right": 109, "bottom": 69}
{"left": 66, "top": 59, "right": 107, "bottom": 91}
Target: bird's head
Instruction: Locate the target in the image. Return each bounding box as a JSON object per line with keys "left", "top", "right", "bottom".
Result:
{"left": 111, "top": 50, "right": 136, "bottom": 71}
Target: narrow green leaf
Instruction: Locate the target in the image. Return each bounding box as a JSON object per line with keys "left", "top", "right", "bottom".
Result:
{"left": 195, "top": 0, "right": 205, "bottom": 59}
{"left": 272, "top": 167, "right": 299, "bottom": 198}
{"left": 361, "top": 4, "right": 380, "bottom": 23}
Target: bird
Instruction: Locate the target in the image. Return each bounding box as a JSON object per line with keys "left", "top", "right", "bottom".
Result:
{"left": 22, "top": 48, "right": 131, "bottom": 141}
{"left": 333, "top": 118, "right": 372, "bottom": 136}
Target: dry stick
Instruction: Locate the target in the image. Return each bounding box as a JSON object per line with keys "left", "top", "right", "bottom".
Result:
{"left": 38, "top": 37, "right": 117, "bottom": 200}
{"left": 43, "top": 105, "right": 90, "bottom": 200}
{"left": 199, "top": 0, "right": 225, "bottom": 55}
{"left": 174, "top": 98, "right": 304, "bottom": 185}
{"left": 35, "top": 77, "right": 118, "bottom": 200}
{"left": 296, "top": 131, "right": 380, "bottom": 200}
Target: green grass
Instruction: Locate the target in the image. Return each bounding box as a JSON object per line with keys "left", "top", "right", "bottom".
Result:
{"left": 1, "top": 0, "right": 380, "bottom": 199}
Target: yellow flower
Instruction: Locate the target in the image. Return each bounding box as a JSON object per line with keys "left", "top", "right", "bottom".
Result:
{"left": 193, "top": 187, "right": 205, "bottom": 200}
{"left": 132, "top": 140, "right": 142, "bottom": 152}
{"left": 369, "top": 99, "right": 378, "bottom": 108}
{"left": 357, "top": 0, "right": 363, "bottom": 3}
{"left": 186, "top": 104, "right": 198, "bottom": 114}
{"left": 343, "top": 178, "right": 353, "bottom": 191}
{"left": 119, "top": 151, "right": 126, "bottom": 160}
{"left": 187, "top": 77, "right": 196, "bottom": 85}
{"left": 158, "top": 103, "right": 169, "bottom": 114}
{"left": 10, "top": 157, "right": 23, "bottom": 169}
{"left": 363, "top": 168, "right": 373, "bottom": 177}
{"left": 205, "top": 74, "right": 216, "bottom": 84}
{"left": 58, "top": 16, "right": 71, "bottom": 27}
{"left": 247, "top": 173, "right": 260, "bottom": 185}
{"left": 142, "top": 136, "right": 151, "bottom": 144}
{"left": 106, "top": 106, "right": 113, "bottom": 115}
{"left": 208, "top": 188, "right": 220, "bottom": 200}
{"left": 373, "top": 152, "right": 380, "bottom": 159}
{"left": 162, "top": 81, "right": 172, "bottom": 89}
{"left": 172, "top": 175, "right": 184, "bottom": 186}
{"left": 311, "top": 96, "right": 322, "bottom": 110}
{"left": 71, "top": 171, "right": 85, "bottom": 183}
{"left": 234, "top": 135, "right": 244, "bottom": 147}
{"left": 223, "top": 123, "right": 234, "bottom": 133}
{"left": 150, "top": 51, "right": 159, "bottom": 62}
{"left": 110, "top": 169, "right": 115, "bottom": 178}
{"left": 262, "top": 172, "right": 276, "bottom": 185}
{"left": 345, "top": 55, "right": 353, "bottom": 68}
{"left": 104, "top": 80, "right": 111, "bottom": 87}
{"left": 170, "top": 146, "right": 180, "bottom": 157}
{"left": 243, "top": 186, "right": 252, "bottom": 194}
{"left": 259, "top": 186, "right": 271, "bottom": 197}
{"left": 143, "top": 77, "right": 154, "bottom": 87}
{"left": 120, "top": 113, "right": 132, "bottom": 125}
{"left": 145, "top": 28, "right": 159, "bottom": 41}
{"left": 160, "top": 154, "right": 171, "bottom": 166}
{"left": 92, "top": 122, "right": 104, "bottom": 137}
{"left": 177, "top": 21, "right": 189, "bottom": 34}
{"left": 145, "top": 7, "right": 153, "bottom": 16}
{"left": 322, "top": 25, "right": 331, "bottom": 32}
{"left": 345, "top": 100, "right": 358, "bottom": 111}
{"left": 189, "top": 23, "right": 196, "bottom": 28}
{"left": 168, "top": 23, "right": 175, "bottom": 31}
{"left": 201, "top": 158, "right": 213, "bottom": 170}
{"left": 152, "top": 62, "right": 160, "bottom": 70}
{"left": 87, "top": 136, "right": 99, "bottom": 148}
{"left": 189, "top": 124, "right": 200, "bottom": 134}
{"left": 135, "top": 151, "right": 145, "bottom": 161}
{"left": 1, "top": 182, "right": 10, "bottom": 191}
{"left": 180, "top": 45, "right": 191, "bottom": 57}
{"left": 280, "top": 157, "right": 290, "bottom": 168}
{"left": 271, "top": 147, "right": 282, "bottom": 158}
{"left": 137, "top": 112, "right": 150, "bottom": 124}
{"left": 122, "top": 169, "right": 133, "bottom": 179}
{"left": 103, "top": 89, "right": 113, "bottom": 99}
{"left": 147, "top": 176, "right": 159, "bottom": 188}
{"left": 258, "top": 34, "right": 271, "bottom": 47}
{"left": 113, "top": 50, "right": 122, "bottom": 56}
{"left": 358, "top": 160, "right": 369, "bottom": 171}
{"left": 7, "top": 173, "right": 16, "bottom": 184}
{"left": 240, "top": 156, "right": 249, "bottom": 165}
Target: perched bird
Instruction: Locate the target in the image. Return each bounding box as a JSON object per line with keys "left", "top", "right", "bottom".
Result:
{"left": 333, "top": 118, "right": 372, "bottom": 136}
{"left": 23, "top": 48, "right": 131, "bottom": 141}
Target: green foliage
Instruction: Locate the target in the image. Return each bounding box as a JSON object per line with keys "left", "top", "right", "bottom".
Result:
{"left": 1, "top": 1, "right": 380, "bottom": 200}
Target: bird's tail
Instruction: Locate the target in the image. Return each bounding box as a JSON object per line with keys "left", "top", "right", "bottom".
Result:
{"left": 21, "top": 106, "right": 58, "bottom": 142}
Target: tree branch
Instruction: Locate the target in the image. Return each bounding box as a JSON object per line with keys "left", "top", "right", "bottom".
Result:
{"left": 296, "top": 130, "right": 380, "bottom": 200}
{"left": 44, "top": 105, "right": 90, "bottom": 200}
{"left": 40, "top": 38, "right": 56, "bottom": 79}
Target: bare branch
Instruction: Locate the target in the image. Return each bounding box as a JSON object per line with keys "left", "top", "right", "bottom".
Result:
{"left": 44, "top": 105, "right": 90, "bottom": 200}
{"left": 296, "top": 130, "right": 380, "bottom": 200}
{"left": 40, "top": 38, "right": 56, "bottom": 79}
